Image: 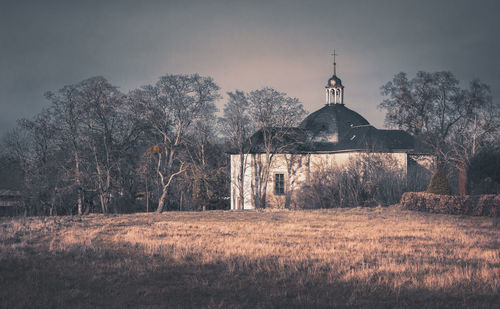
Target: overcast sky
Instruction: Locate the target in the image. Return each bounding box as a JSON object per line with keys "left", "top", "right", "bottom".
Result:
{"left": 1, "top": 0, "right": 499, "bottom": 137}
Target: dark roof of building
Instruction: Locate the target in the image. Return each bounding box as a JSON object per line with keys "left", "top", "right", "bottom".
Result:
{"left": 234, "top": 125, "right": 421, "bottom": 154}
{"left": 299, "top": 104, "right": 370, "bottom": 142}
{"left": 302, "top": 126, "right": 414, "bottom": 152}
{"left": 228, "top": 106, "right": 430, "bottom": 155}
{"left": 335, "top": 125, "right": 414, "bottom": 151}
{"left": 226, "top": 127, "right": 309, "bottom": 154}
{"left": 250, "top": 127, "right": 308, "bottom": 150}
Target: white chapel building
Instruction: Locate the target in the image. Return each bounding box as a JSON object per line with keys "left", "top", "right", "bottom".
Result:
{"left": 230, "top": 63, "right": 434, "bottom": 210}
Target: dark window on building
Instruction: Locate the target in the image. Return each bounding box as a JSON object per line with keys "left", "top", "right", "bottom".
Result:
{"left": 274, "top": 173, "right": 285, "bottom": 195}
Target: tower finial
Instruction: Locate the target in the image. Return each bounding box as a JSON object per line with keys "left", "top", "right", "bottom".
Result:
{"left": 331, "top": 49, "right": 338, "bottom": 75}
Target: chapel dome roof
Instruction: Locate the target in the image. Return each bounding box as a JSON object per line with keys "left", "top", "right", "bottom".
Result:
{"left": 299, "top": 104, "right": 370, "bottom": 143}
{"left": 326, "top": 75, "right": 343, "bottom": 87}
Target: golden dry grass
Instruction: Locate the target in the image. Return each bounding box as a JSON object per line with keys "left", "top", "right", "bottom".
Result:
{"left": 1, "top": 206, "right": 499, "bottom": 308}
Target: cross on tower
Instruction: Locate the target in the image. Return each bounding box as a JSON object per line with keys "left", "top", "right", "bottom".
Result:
{"left": 331, "top": 50, "right": 338, "bottom": 75}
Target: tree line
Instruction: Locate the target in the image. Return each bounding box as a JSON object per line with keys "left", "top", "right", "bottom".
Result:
{"left": 1, "top": 74, "right": 306, "bottom": 215}
{"left": 1, "top": 70, "right": 498, "bottom": 216}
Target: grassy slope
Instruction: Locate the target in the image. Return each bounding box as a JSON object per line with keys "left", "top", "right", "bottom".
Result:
{"left": 0, "top": 206, "right": 499, "bottom": 308}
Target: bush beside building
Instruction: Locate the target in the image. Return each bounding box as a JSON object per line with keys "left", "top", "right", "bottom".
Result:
{"left": 400, "top": 192, "right": 499, "bottom": 217}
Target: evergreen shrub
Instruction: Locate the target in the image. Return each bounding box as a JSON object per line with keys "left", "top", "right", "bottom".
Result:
{"left": 427, "top": 169, "right": 451, "bottom": 195}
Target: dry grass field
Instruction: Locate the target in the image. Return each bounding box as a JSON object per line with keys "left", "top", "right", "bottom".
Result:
{"left": 1, "top": 206, "right": 499, "bottom": 308}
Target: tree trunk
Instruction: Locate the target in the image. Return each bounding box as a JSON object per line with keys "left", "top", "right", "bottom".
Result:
{"left": 458, "top": 164, "right": 468, "bottom": 196}
{"left": 105, "top": 168, "right": 112, "bottom": 212}
{"left": 145, "top": 177, "right": 149, "bottom": 213}
{"left": 91, "top": 143, "right": 108, "bottom": 213}
{"left": 261, "top": 191, "right": 267, "bottom": 209}
{"left": 74, "top": 151, "right": 83, "bottom": 215}
{"left": 99, "top": 193, "right": 108, "bottom": 214}
{"left": 238, "top": 152, "right": 245, "bottom": 210}
{"left": 92, "top": 151, "right": 113, "bottom": 213}
{"left": 179, "top": 191, "right": 183, "bottom": 211}
{"left": 259, "top": 157, "right": 271, "bottom": 209}
{"left": 251, "top": 154, "right": 263, "bottom": 209}
{"left": 156, "top": 185, "right": 168, "bottom": 213}
{"left": 49, "top": 190, "right": 56, "bottom": 216}
{"left": 77, "top": 189, "right": 83, "bottom": 215}
{"left": 251, "top": 153, "right": 271, "bottom": 209}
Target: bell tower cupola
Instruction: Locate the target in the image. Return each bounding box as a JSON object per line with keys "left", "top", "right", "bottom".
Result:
{"left": 325, "top": 50, "right": 344, "bottom": 105}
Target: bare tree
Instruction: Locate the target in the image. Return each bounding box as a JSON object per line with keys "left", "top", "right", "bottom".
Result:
{"left": 77, "top": 77, "right": 132, "bottom": 213}
{"left": 13, "top": 109, "right": 62, "bottom": 215}
{"left": 379, "top": 71, "right": 498, "bottom": 194}
{"left": 182, "top": 116, "right": 228, "bottom": 211}
{"left": 220, "top": 91, "right": 253, "bottom": 210}
{"left": 46, "top": 85, "right": 86, "bottom": 214}
{"left": 3, "top": 127, "right": 32, "bottom": 215}
{"left": 130, "top": 74, "right": 220, "bottom": 212}
{"left": 30, "top": 77, "right": 143, "bottom": 215}
{"left": 247, "top": 87, "right": 306, "bottom": 208}
{"left": 448, "top": 81, "right": 500, "bottom": 194}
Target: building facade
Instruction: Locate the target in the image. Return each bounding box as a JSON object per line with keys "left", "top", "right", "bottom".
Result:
{"left": 230, "top": 68, "right": 434, "bottom": 210}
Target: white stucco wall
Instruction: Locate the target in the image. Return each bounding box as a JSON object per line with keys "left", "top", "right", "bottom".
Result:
{"left": 230, "top": 151, "right": 418, "bottom": 210}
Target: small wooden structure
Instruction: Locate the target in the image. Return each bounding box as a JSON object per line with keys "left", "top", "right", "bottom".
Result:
{"left": 0, "top": 190, "right": 23, "bottom": 216}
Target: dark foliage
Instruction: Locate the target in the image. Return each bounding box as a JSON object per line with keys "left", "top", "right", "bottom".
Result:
{"left": 427, "top": 169, "right": 451, "bottom": 195}
{"left": 0, "top": 155, "right": 23, "bottom": 189}
{"left": 468, "top": 146, "right": 500, "bottom": 194}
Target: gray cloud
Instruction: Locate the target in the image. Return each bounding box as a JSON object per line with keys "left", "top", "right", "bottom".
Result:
{"left": 1, "top": 0, "right": 499, "bottom": 136}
